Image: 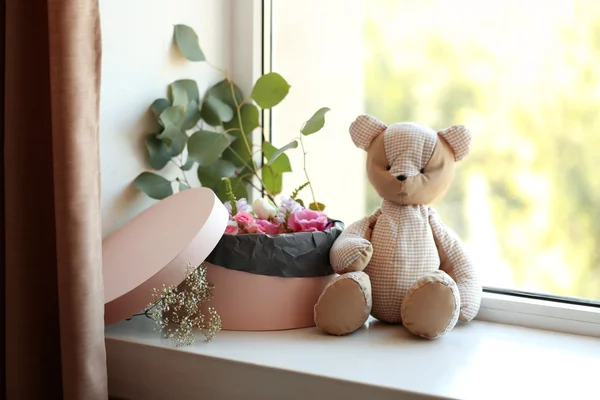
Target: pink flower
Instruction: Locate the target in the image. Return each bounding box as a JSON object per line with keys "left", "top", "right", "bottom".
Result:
{"left": 243, "top": 223, "right": 259, "bottom": 234}
{"left": 233, "top": 212, "right": 255, "bottom": 227}
{"left": 287, "top": 209, "right": 329, "bottom": 232}
{"left": 225, "top": 224, "right": 239, "bottom": 235}
{"left": 256, "top": 219, "right": 281, "bottom": 235}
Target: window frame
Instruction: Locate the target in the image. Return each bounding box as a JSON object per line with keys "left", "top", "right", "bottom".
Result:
{"left": 251, "top": 0, "right": 600, "bottom": 338}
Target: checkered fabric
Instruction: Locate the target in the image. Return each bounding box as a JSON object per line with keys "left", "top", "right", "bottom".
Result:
{"left": 384, "top": 122, "right": 438, "bottom": 178}
{"left": 330, "top": 202, "right": 480, "bottom": 324}
{"left": 363, "top": 202, "right": 441, "bottom": 323}
{"left": 349, "top": 114, "right": 388, "bottom": 151}
{"left": 438, "top": 125, "right": 471, "bottom": 162}
{"left": 330, "top": 211, "right": 380, "bottom": 273}
{"left": 428, "top": 209, "right": 482, "bottom": 321}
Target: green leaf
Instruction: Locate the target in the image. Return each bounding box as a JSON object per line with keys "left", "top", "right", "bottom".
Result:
{"left": 221, "top": 104, "right": 260, "bottom": 168}
{"left": 221, "top": 132, "right": 251, "bottom": 168}
{"left": 157, "top": 106, "right": 188, "bottom": 156}
{"left": 158, "top": 106, "right": 186, "bottom": 128}
{"left": 197, "top": 161, "right": 247, "bottom": 202}
{"left": 197, "top": 159, "right": 237, "bottom": 190}
{"left": 203, "top": 79, "right": 244, "bottom": 108}
{"left": 296, "top": 199, "right": 305, "bottom": 207}
{"left": 170, "top": 79, "right": 200, "bottom": 103}
{"left": 145, "top": 133, "right": 172, "bottom": 170}
{"left": 262, "top": 141, "right": 292, "bottom": 173}
{"left": 301, "top": 107, "right": 331, "bottom": 135}
{"left": 250, "top": 72, "right": 291, "bottom": 109}
{"left": 201, "top": 94, "right": 234, "bottom": 126}
{"left": 178, "top": 182, "right": 190, "bottom": 191}
{"left": 170, "top": 85, "right": 188, "bottom": 107}
{"left": 151, "top": 98, "right": 170, "bottom": 118}
{"left": 173, "top": 24, "right": 206, "bottom": 62}
{"left": 181, "top": 157, "right": 195, "bottom": 171}
{"left": 182, "top": 99, "right": 202, "bottom": 130}
{"left": 223, "top": 103, "right": 259, "bottom": 133}
{"left": 265, "top": 140, "right": 298, "bottom": 166}
{"left": 187, "top": 130, "right": 233, "bottom": 166}
{"left": 262, "top": 166, "right": 282, "bottom": 195}
{"left": 309, "top": 202, "right": 326, "bottom": 211}
{"left": 160, "top": 126, "right": 187, "bottom": 157}
{"left": 134, "top": 172, "right": 173, "bottom": 200}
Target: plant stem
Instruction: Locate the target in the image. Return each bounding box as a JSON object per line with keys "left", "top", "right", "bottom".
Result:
{"left": 238, "top": 97, "right": 250, "bottom": 108}
{"left": 207, "top": 61, "right": 227, "bottom": 75}
{"left": 298, "top": 134, "right": 320, "bottom": 210}
{"left": 227, "top": 146, "right": 274, "bottom": 199}
{"left": 226, "top": 78, "right": 255, "bottom": 163}
{"left": 170, "top": 158, "right": 192, "bottom": 188}
{"left": 181, "top": 172, "right": 191, "bottom": 188}
{"left": 207, "top": 62, "right": 274, "bottom": 202}
{"left": 238, "top": 174, "right": 275, "bottom": 203}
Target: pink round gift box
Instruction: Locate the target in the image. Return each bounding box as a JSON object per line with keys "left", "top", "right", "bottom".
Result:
{"left": 102, "top": 186, "right": 336, "bottom": 330}
{"left": 205, "top": 262, "right": 336, "bottom": 331}
{"left": 102, "top": 187, "right": 228, "bottom": 326}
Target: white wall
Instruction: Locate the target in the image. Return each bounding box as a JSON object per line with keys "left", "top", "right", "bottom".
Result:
{"left": 99, "top": 0, "right": 232, "bottom": 238}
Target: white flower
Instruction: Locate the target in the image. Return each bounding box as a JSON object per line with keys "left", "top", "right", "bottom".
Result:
{"left": 252, "top": 197, "right": 278, "bottom": 220}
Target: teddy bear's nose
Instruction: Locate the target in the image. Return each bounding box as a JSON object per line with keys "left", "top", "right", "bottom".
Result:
{"left": 397, "top": 175, "right": 407, "bottom": 181}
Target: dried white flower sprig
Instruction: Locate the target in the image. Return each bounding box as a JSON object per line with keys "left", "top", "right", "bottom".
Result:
{"left": 132, "top": 262, "right": 222, "bottom": 347}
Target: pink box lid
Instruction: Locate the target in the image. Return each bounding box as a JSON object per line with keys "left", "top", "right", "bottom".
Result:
{"left": 102, "top": 187, "right": 228, "bottom": 325}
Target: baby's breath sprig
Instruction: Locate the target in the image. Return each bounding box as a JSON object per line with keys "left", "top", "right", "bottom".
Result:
{"left": 141, "top": 262, "right": 222, "bottom": 346}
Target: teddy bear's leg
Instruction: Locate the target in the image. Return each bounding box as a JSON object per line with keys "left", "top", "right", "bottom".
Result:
{"left": 400, "top": 270, "right": 461, "bottom": 339}
{"left": 314, "top": 271, "right": 372, "bottom": 336}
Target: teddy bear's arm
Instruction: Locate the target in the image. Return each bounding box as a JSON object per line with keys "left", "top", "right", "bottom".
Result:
{"left": 428, "top": 209, "right": 482, "bottom": 322}
{"left": 329, "top": 209, "right": 381, "bottom": 274}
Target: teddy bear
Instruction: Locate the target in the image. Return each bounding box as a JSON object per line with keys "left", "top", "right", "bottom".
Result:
{"left": 313, "top": 114, "right": 482, "bottom": 339}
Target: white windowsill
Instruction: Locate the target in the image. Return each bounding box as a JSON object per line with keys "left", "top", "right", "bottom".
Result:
{"left": 105, "top": 311, "right": 600, "bottom": 400}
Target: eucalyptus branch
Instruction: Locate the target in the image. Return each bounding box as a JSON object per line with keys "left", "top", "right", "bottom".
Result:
{"left": 227, "top": 146, "right": 274, "bottom": 199}
{"left": 170, "top": 159, "right": 191, "bottom": 188}
{"left": 226, "top": 77, "right": 255, "bottom": 163}
{"left": 206, "top": 62, "right": 255, "bottom": 164}
{"left": 238, "top": 174, "right": 275, "bottom": 203}
{"left": 298, "top": 134, "right": 321, "bottom": 210}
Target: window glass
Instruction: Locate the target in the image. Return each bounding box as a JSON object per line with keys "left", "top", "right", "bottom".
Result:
{"left": 272, "top": 0, "right": 600, "bottom": 301}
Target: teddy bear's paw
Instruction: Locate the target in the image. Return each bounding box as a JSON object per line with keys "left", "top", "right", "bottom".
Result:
{"left": 400, "top": 270, "right": 461, "bottom": 339}
{"left": 314, "top": 272, "right": 372, "bottom": 336}
{"left": 330, "top": 237, "right": 373, "bottom": 274}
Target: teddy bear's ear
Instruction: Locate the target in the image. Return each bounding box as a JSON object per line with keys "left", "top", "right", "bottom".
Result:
{"left": 349, "top": 114, "right": 387, "bottom": 151}
{"left": 438, "top": 125, "right": 472, "bottom": 162}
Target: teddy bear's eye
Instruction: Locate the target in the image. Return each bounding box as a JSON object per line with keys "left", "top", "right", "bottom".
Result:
{"left": 420, "top": 168, "right": 425, "bottom": 174}
{"left": 386, "top": 165, "right": 391, "bottom": 171}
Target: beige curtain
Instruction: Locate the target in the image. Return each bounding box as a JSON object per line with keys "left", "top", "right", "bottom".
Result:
{"left": 3, "top": 0, "right": 108, "bottom": 399}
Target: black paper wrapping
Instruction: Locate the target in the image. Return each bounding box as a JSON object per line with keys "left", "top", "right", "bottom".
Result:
{"left": 205, "top": 221, "right": 345, "bottom": 278}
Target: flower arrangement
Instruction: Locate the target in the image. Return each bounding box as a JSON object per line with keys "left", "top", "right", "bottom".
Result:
{"left": 127, "top": 22, "right": 342, "bottom": 339}
{"left": 222, "top": 179, "right": 332, "bottom": 236}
